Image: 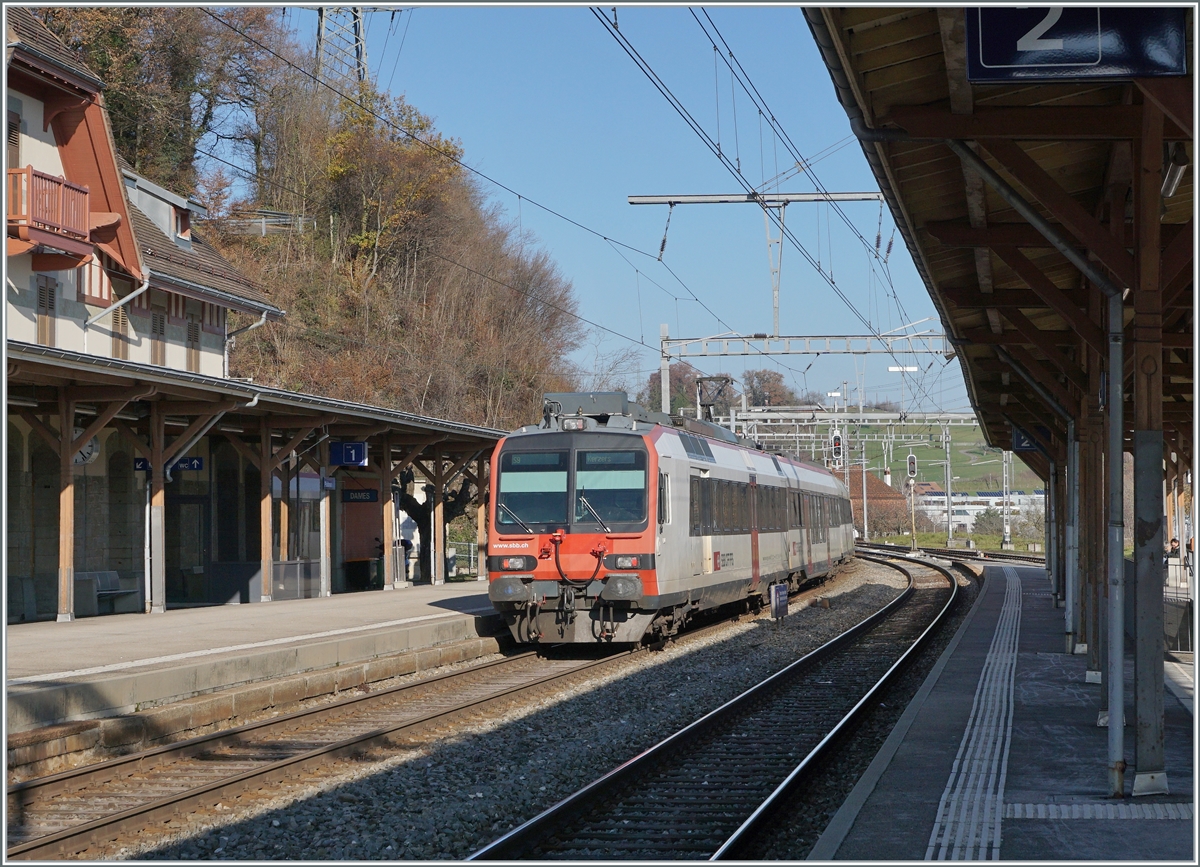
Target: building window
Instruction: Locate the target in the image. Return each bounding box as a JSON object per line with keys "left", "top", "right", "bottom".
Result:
{"left": 111, "top": 305, "right": 129, "bottom": 360}
{"left": 7, "top": 110, "right": 19, "bottom": 169}
{"left": 186, "top": 316, "right": 200, "bottom": 372}
{"left": 36, "top": 275, "right": 56, "bottom": 347}
{"left": 175, "top": 207, "right": 191, "bottom": 240}
{"left": 151, "top": 311, "right": 166, "bottom": 365}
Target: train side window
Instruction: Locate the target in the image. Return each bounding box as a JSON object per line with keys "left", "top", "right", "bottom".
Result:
{"left": 689, "top": 476, "right": 701, "bottom": 536}
{"left": 658, "top": 472, "right": 669, "bottom": 525}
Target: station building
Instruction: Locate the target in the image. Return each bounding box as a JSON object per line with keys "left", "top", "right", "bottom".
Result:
{"left": 5, "top": 7, "right": 501, "bottom": 624}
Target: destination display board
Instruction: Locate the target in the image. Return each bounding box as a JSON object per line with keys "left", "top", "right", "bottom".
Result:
{"left": 966, "top": 7, "right": 1187, "bottom": 82}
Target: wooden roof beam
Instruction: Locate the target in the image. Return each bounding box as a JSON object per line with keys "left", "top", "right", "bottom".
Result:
{"left": 882, "top": 104, "right": 1187, "bottom": 140}
{"left": 1136, "top": 78, "right": 1192, "bottom": 140}
{"left": 975, "top": 139, "right": 1136, "bottom": 288}
{"left": 991, "top": 246, "right": 1106, "bottom": 355}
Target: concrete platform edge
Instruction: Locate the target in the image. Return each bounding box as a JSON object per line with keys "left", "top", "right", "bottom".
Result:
{"left": 7, "top": 632, "right": 506, "bottom": 781}
{"left": 8, "top": 613, "right": 503, "bottom": 733}
{"left": 807, "top": 567, "right": 991, "bottom": 861}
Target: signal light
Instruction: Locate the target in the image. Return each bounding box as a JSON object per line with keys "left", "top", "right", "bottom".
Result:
{"left": 907, "top": 454, "right": 917, "bottom": 478}
{"left": 831, "top": 433, "right": 843, "bottom": 461}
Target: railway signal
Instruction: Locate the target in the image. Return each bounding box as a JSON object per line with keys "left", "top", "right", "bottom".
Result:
{"left": 907, "top": 453, "right": 917, "bottom": 478}
{"left": 831, "top": 431, "right": 843, "bottom": 461}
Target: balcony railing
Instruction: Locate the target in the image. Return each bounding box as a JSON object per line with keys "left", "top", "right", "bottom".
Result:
{"left": 7, "top": 166, "right": 89, "bottom": 242}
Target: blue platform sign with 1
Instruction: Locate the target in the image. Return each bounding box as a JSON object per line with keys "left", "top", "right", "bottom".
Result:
{"left": 330, "top": 441, "right": 368, "bottom": 467}
{"left": 966, "top": 7, "right": 1187, "bottom": 82}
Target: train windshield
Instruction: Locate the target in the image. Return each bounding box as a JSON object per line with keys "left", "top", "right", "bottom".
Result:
{"left": 497, "top": 451, "right": 569, "bottom": 527}
{"left": 574, "top": 450, "right": 647, "bottom": 525}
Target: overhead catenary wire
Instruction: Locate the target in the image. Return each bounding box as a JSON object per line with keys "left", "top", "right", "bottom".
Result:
{"left": 594, "top": 8, "right": 947, "bottom": 411}
{"left": 202, "top": 8, "right": 816, "bottom": 388}
{"left": 694, "top": 9, "right": 921, "bottom": 335}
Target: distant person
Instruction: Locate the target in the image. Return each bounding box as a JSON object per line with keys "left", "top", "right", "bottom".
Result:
{"left": 401, "top": 537, "right": 413, "bottom": 581}
{"left": 1168, "top": 537, "right": 1181, "bottom": 559}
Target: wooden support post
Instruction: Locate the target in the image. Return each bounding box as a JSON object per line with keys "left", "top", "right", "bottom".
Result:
{"left": 278, "top": 456, "right": 290, "bottom": 562}
{"left": 260, "top": 417, "right": 273, "bottom": 602}
{"left": 382, "top": 435, "right": 397, "bottom": 588}
{"left": 433, "top": 449, "right": 445, "bottom": 585}
{"left": 150, "top": 401, "right": 167, "bottom": 614}
{"left": 56, "top": 390, "right": 76, "bottom": 621}
{"left": 475, "top": 456, "right": 488, "bottom": 552}
{"left": 320, "top": 440, "right": 332, "bottom": 597}
{"left": 1132, "top": 98, "right": 1167, "bottom": 797}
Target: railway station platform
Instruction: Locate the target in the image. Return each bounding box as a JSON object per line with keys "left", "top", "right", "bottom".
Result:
{"left": 6, "top": 581, "right": 502, "bottom": 759}
{"left": 811, "top": 562, "right": 1194, "bottom": 861}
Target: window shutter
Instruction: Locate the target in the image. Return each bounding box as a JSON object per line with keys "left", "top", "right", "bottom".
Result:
{"left": 7, "top": 111, "right": 19, "bottom": 169}
{"left": 36, "top": 275, "right": 56, "bottom": 346}
{"left": 111, "top": 306, "right": 129, "bottom": 359}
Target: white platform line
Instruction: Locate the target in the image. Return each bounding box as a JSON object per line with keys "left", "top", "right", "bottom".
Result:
{"left": 9, "top": 608, "right": 495, "bottom": 684}
{"left": 1005, "top": 803, "right": 1193, "bottom": 820}
{"left": 926, "top": 566, "right": 1022, "bottom": 861}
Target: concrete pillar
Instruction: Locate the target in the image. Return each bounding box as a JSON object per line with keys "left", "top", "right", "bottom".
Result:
{"left": 150, "top": 401, "right": 166, "bottom": 614}
{"left": 56, "top": 390, "right": 76, "bottom": 621}
{"left": 1065, "top": 431, "right": 1080, "bottom": 652}
{"left": 259, "top": 418, "right": 273, "bottom": 602}
{"left": 1048, "top": 459, "right": 1058, "bottom": 600}
{"left": 1131, "top": 99, "right": 1166, "bottom": 797}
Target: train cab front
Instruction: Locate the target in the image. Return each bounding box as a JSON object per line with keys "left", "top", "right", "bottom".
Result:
{"left": 487, "top": 426, "right": 658, "bottom": 644}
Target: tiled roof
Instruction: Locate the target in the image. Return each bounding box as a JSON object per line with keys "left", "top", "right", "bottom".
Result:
{"left": 6, "top": 7, "right": 103, "bottom": 88}
{"left": 129, "top": 204, "right": 282, "bottom": 316}
{"left": 843, "top": 466, "right": 907, "bottom": 501}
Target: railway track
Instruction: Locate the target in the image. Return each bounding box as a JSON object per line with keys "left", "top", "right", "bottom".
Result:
{"left": 6, "top": 648, "right": 636, "bottom": 861}
{"left": 857, "top": 539, "right": 1046, "bottom": 565}
{"left": 6, "top": 585, "right": 816, "bottom": 862}
{"left": 469, "top": 553, "right": 960, "bottom": 861}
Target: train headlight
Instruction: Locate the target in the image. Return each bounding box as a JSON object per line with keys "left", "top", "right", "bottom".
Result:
{"left": 614, "top": 555, "right": 640, "bottom": 569}
{"left": 501, "top": 556, "right": 533, "bottom": 571}
{"left": 561, "top": 417, "right": 586, "bottom": 431}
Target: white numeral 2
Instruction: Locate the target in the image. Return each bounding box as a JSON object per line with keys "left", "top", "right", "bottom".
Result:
{"left": 1017, "top": 7, "right": 1065, "bottom": 51}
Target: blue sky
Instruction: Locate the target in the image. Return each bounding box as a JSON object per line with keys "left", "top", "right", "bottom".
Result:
{"left": 278, "top": 4, "right": 970, "bottom": 415}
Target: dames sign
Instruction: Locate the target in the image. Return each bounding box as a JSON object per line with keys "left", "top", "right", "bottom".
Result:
{"left": 966, "top": 7, "right": 1187, "bottom": 82}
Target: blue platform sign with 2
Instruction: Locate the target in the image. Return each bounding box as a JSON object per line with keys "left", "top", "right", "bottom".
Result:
{"left": 966, "top": 7, "right": 1187, "bottom": 82}
{"left": 1012, "top": 428, "right": 1037, "bottom": 452}
{"left": 330, "top": 442, "right": 368, "bottom": 467}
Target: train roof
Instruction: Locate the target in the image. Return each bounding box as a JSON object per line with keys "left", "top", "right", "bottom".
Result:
{"left": 502, "top": 392, "right": 847, "bottom": 492}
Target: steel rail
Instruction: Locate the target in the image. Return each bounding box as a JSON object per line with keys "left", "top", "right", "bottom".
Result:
{"left": 712, "top": 553, "right": 960, "bottom": 859}
{"left": 6, "top": 601, "right": 779, "bottom": 861}
{"left": 856, "top": 539, "right": 1045, "bottom": 565}
{"left": 5, "top": 649, "right": 628, "bottom": 860}
{"left": 468, "top": 555, "right": 946, "bottom": 861}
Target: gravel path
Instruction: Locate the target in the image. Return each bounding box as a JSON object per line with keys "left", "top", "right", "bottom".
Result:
{"left": 110, "top": 561, "right": 910, "bottom": 860}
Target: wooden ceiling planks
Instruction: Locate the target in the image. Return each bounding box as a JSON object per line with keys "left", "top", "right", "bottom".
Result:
{"left": 818, "top": 6, "right": 1193, "bottom": 470}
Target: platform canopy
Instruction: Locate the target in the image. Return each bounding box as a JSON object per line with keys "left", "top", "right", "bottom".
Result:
{"left": 806, "top": 7, "right": 1193, "bottom": 480}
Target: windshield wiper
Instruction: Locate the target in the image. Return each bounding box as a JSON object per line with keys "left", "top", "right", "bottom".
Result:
{"left": 497, "top": 502, "right": 534, "bottom": 533}
{"left": 577, "top": 490, "right": 611, "bottom": 533}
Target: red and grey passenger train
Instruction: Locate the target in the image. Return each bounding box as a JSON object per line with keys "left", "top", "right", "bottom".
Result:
{"left": 487, "top": 392, "right": 855, "bottom": 644}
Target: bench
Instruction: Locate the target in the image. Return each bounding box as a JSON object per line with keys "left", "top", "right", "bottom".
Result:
{"left": 73, "top": 571, "right": 143, "bottom": 617}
